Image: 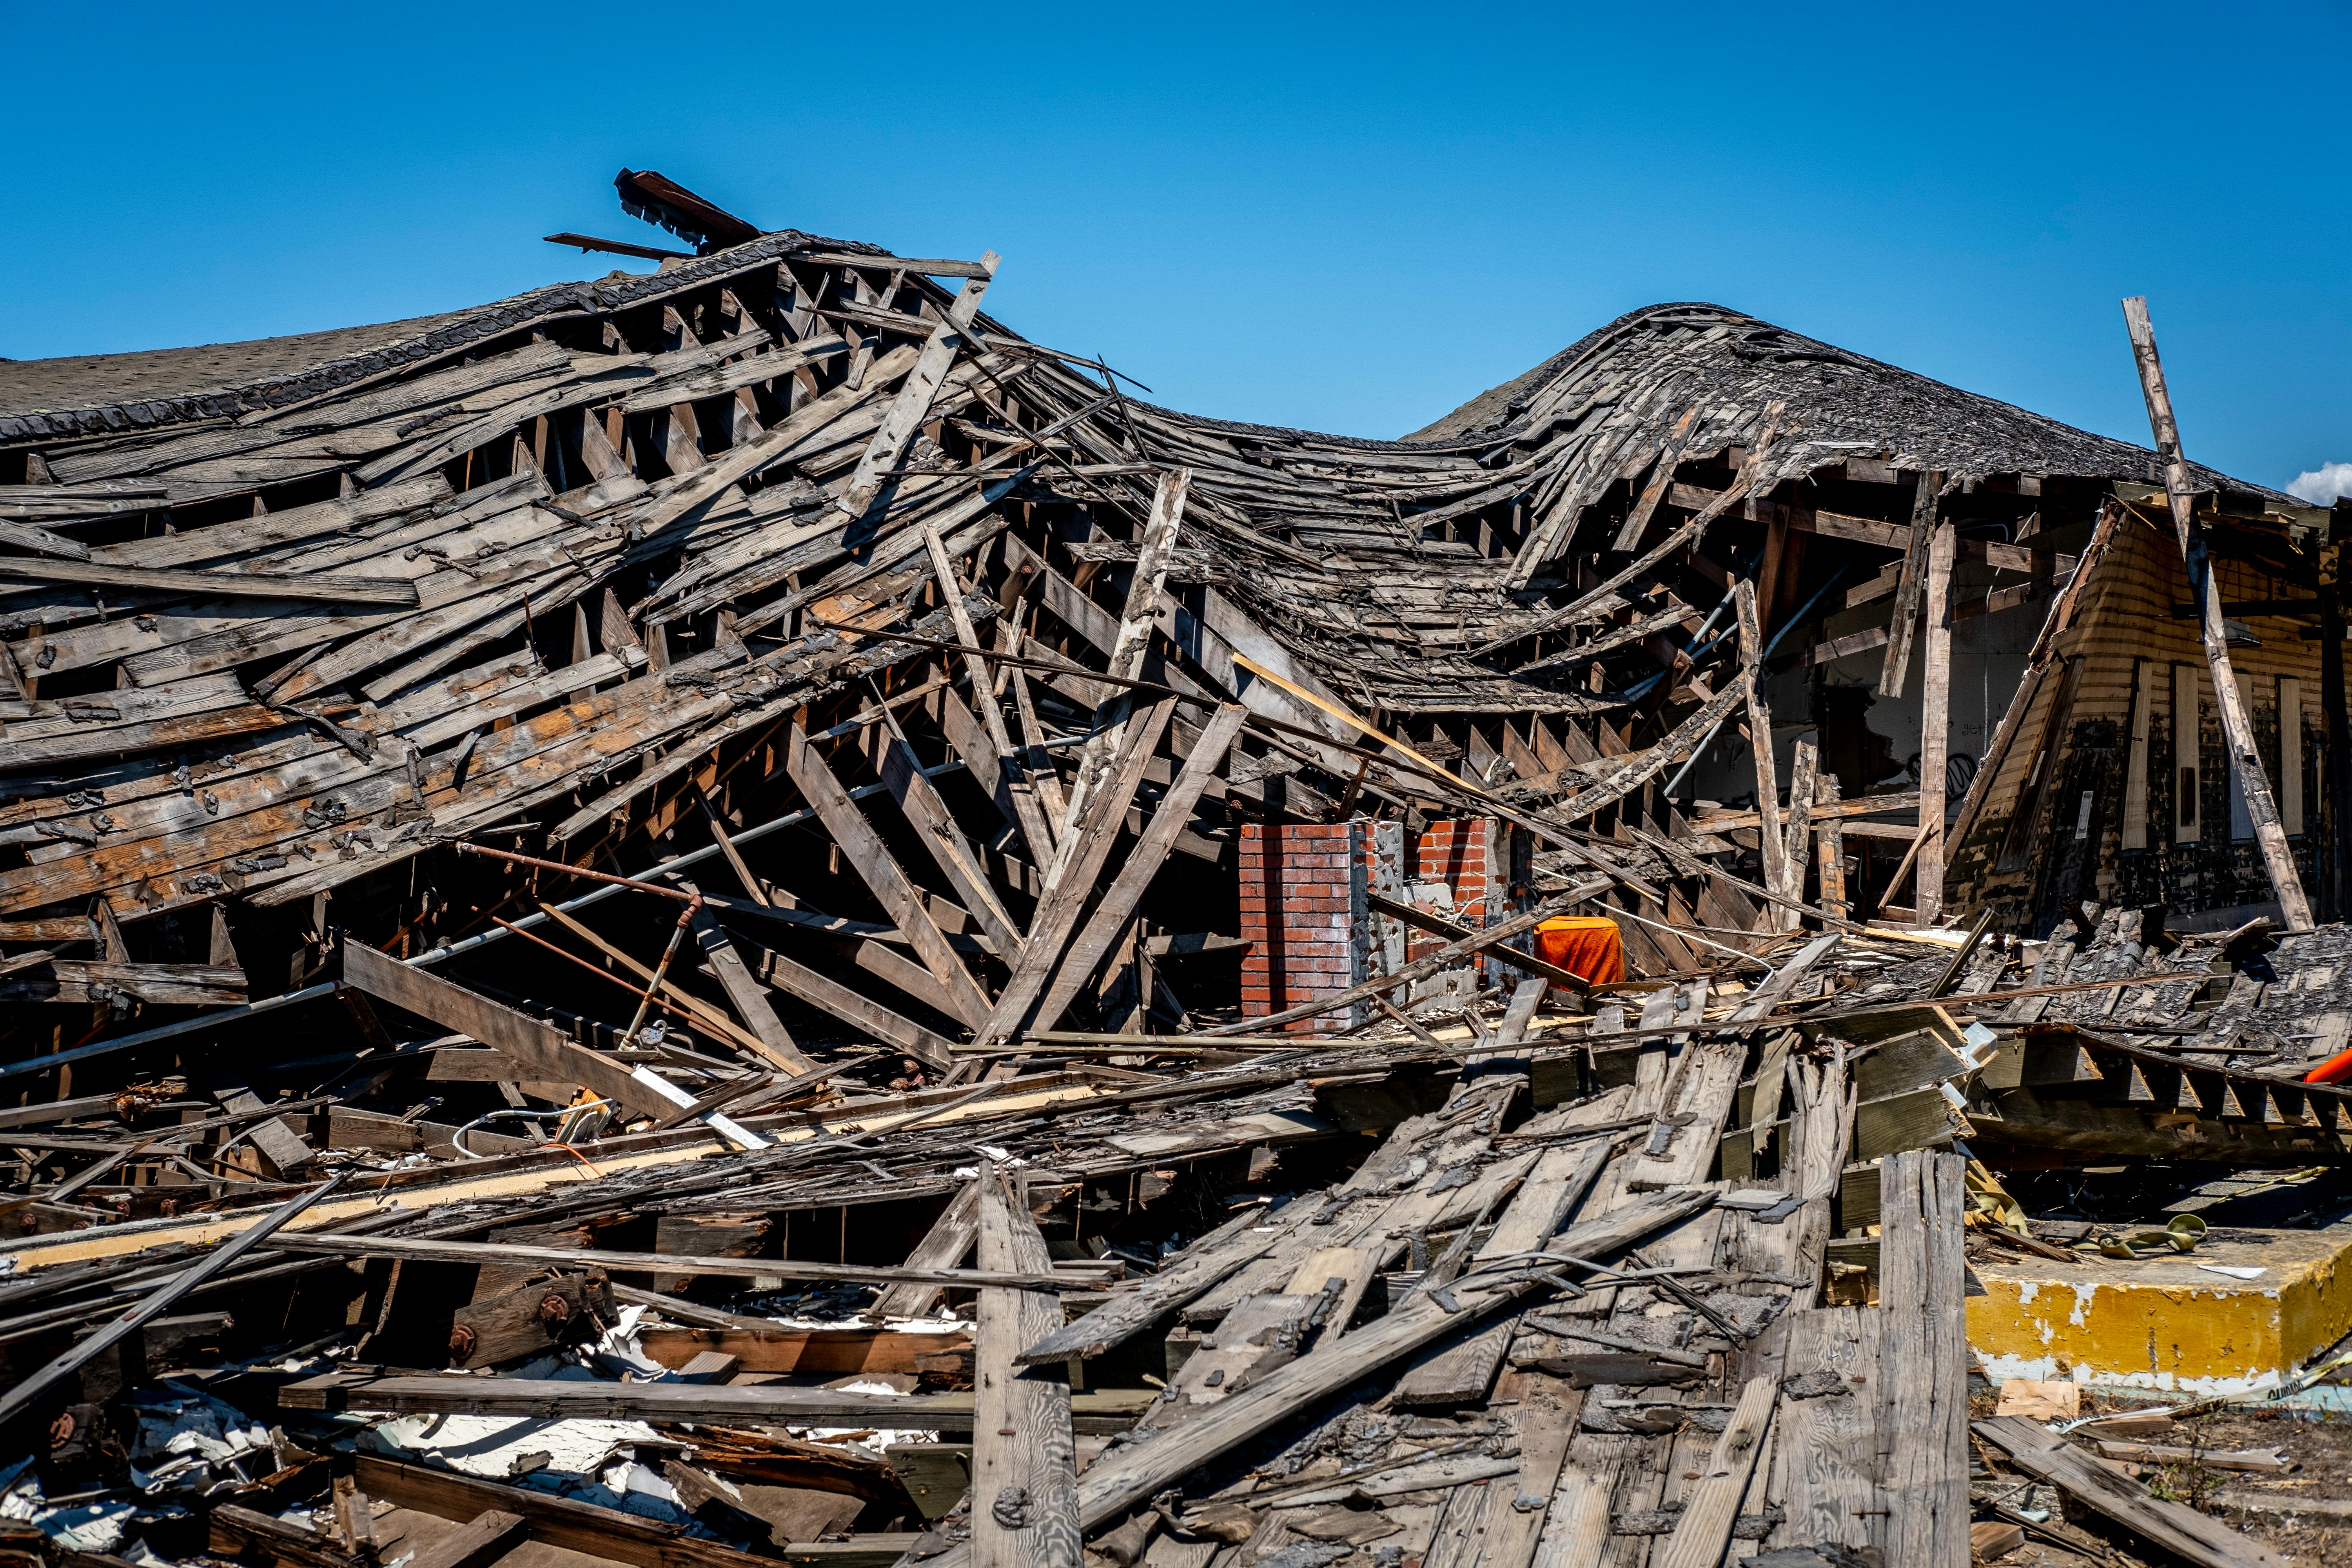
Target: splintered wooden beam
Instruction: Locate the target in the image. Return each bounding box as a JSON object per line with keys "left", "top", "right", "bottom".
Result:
{"left": 786, "top": 722, "right": 993, "bottom": 1030}
{"left": 0, "top": 518, "right": 94, "bottom": 557}
{"left": 1779, "top": 736, "right": 1818, "bottom": 933}
{"left": 857, "top": 717, "right": 1027, "bottom": 961}
{"left": 1610, "top": 408, "right": 1698, "bottom": 552}
{"left": 637, "top": 343, "right": 920, "bottom": 535}
{"left": 1047, "top": 468, "right": 1190, "bottom": 870}
{"left": 1027, "top": 1185, "right": 1718, "bottom": 1543}
{"left": 971, "top": 1168, "right": 1082, "bottom": 1568}
{"left": 924, "top": 521, "right": 1058, "bottom": 867}
{"left": 681, "top": 889, "right": 816, "bottom": 1074}
{"left": 1016, "top": 1201, "right": 1300, "bottom": 1365}
{"left": 1535, "top": 678, "right": 1745, "bottom": 828}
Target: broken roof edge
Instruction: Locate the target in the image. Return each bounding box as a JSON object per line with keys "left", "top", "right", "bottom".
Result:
{"left": 0, "top": 228, "right": 890, "bottom": 445}
{"left": 8, "top": 260, "right": 2288, "bottom": 510}
{"left": 1394, "top": 298, "right": 2286, "bottom": 502}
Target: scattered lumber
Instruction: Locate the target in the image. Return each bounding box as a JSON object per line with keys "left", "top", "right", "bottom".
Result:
{"left": 0, "top": 167, "right": 2345, "bottom": 1568}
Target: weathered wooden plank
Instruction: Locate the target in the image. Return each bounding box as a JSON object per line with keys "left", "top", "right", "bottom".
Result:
{"left": 1018, "top": 1200, "right": 1312, "bottom": 1364}
{"left": 1876, "top": 471, "right": 1944, "bottom": 698}
{"left": 858, "top": 720, "right": 1026, "bottom": 961}
{"left": 922, "top": 1186, "right": 1721, "bottom": 1568}
{"left": 1654, "top": 1374, "right": 1777, "bottom": 1568}
{"left": 1974, "top": 1417, "right": 2289, "bottom": 1568}
{"left": 0, "top": 555, "right": 420, "bottom": 605}
{"left": 837, "top": 261, "right": 997, "bottom": 519}
{"left": 271, "top": 1231, "right": 1106, "bottom": 1290}
{"left": 1915, "top": 513, "right": 1955, "bottom": 922}
{"left": 1876, "top": 1149, "right": 1969, "bottom": 1568}
{"left": 397, "top": 1509, "right": 529, "bottom": 1568}
{"left": 340, "top": 943, "right": 673, "bottom": 1123}
{"left": 683, "top": 891, "right": 816, "bottom": 1074}
{"left": 2122, "top": 297, "right": 2312, "bottom": 928}
{"left": 785, "top": 722, "right": 992, "bottom": 1030}
{"left": 742, "top": 942, "right": 957, "bottom": 1071}
{"left": 871, "top": 1178, "right": 982, "bottom": 1320}
{"left": 1736, "top": 578, "right": 1790, "bottom": 903}
{"left": 971, "top": 1169, "right": 1081, "bottom": 1568}
{"left": 1769, "top": 1307, "right": 1882, "bottom": 1551}
{"left": 287, "top": 1372, "right": 1149, "bottom": 1433}
{"left": 971, "top": 699, "right": 1177, "bottom": 1049}
{"left": 1023, "top": 702, "right": 1249, "bottom": 1035}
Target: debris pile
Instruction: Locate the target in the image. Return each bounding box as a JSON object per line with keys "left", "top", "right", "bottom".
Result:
{"left": 0, "top": 172, "right": 2345, "bottom": 1564}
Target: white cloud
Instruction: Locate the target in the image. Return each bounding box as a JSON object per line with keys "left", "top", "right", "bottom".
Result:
{"left": 2287, "top": 461, "right": 2352, "bottom": 505}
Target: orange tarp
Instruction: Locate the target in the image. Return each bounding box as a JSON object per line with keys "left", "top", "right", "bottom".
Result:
{"left": 1535, "top": 915, "right": 1625, "bottom": 985}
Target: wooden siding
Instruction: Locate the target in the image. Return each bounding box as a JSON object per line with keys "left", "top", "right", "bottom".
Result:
{"left": 1949, "top": 510, "right": 2329, "bottom": 932}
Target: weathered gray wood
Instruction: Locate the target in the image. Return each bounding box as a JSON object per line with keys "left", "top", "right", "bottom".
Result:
{"left": 785, "top": 721, "right": 992, "bottom": 1029}
{"left": 1047, "top": 469, "right": 1189, "bottom": 862}
{"left": 683, "top": 889, "right": 815, "bottom": 1074}
{"left": 2122, "top": 297, "right": 2312, "bottom": 929}
{"left": 269, "top": 1230, "right": 1102, "bottom": 1290}
{"left": 741, "top": 941, "right": 957, "bottom": 1071}
{"left": 282, "top": 1371, "right": 1148, "bottom": 1434}
{"left": 921, "top": 1185, "right": 1720, "bottom": 1568}
{"left": 1390, "top": 1096, "right": 1624, "bottom": 1407}
{"left": 859, "top": 720, "right": 1026, "bottom": 961}
{"left": 1020, "top": 1200, "right": 1313, "bottom": 1364}
{"left": 971, "top": 1169, "right": 1081, "bottom": 1568}
{"left": 838, "top": 261, "right": 997, "bottom": 519}
{"left": 872, "top": 1178, "right": 984, "bottom": 1320}
{"left": 1768, "top": 1306, "right": 1882, "bottom": 1551}
{"left": 1779, "top": 736, "right": 1818, "bottom": 932}
{"left": 1876, "top": 1150, "right": 1969, "bottom": 1568}
{"left": 1025, "top": 702, "right": 1248, "bottom": 1035}
{"left": 1655, "top": 1374, "right": 1777, "bottom": 1568}
{"left": 1915, "top": 515, "right": 1955, "bottom": 923}
{"left": 1736, "top": 578, "right": 1790, "bottom": 903}
{"left": 1975, "top": 1416, "right": 2289, "bottom": 1568}
{"left": 971, "top": 699, "right": 1177, "bottom": 1049}
{"left": 0, "top": 555, "right": 419, "bottom": 604}
{"left": 341, "top": 942, "right": 672, "bottom": 1120}
{"left": 399, "top": 1510, "right": 530, "bottom": 1568}
{"left": 1876, "top": 471, "right": 1944, "bottom": 698}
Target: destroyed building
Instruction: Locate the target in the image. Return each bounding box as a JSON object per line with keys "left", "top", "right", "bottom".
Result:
{"left": 0, "top": 171, "right": 2344, "bottom": 1568}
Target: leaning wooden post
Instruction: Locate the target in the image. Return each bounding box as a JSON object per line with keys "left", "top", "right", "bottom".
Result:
{"left": 1734, "top": 579, "right": 1790, "bottom": 904}
{"left": 2322, "top": 512, "right": 2349, "bottom": 922}
{"left": 1916, "top": 511, "right": 1956, "bottom": 924}
{"left": 2121, "top": 297, "right": 2314, "bottom": 930}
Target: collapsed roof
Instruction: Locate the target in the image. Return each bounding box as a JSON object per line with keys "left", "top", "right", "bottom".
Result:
{"left": 1, "top": 175, "right": 2349, "bottom": 1568}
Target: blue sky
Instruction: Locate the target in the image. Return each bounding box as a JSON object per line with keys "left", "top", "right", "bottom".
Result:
{"left": 3, "top": 3, "right": 2345, "bottom": 494}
